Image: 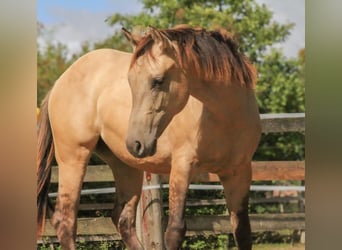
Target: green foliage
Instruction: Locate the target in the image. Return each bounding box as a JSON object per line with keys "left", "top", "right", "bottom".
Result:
{"left": 256, "top": 49, "right": 305, "bottom": 114}
{"left": 37, "top": 42, "right": 73, "bottom": 106}
{"left": 107, "top": 0, "right": 293, "bottom": 62}
{"left": 182, "top": 234, "right": 230, "bottom": 250}
{"left": 37, "top": 22, "right": 74, "bottom": 105}
{"left": 255, "top": 132, "right": 305, "bottom": 161}
{"left": 38, "top": 240, "right": 124, "bottom": 250}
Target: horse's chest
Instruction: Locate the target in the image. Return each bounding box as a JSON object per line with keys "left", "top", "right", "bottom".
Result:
{"left": 194, "top": 131, "right": 233, "bottom": 171}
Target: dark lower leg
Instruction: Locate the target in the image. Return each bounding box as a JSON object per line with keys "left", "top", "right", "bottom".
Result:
{"left": 230, "top": 196, "right": 252, "bottom": 250}
{"left": 219, "top": 164, "right": 252, "bottom": 250}
{"left": 109, "top": 162, "right": 143, "bottom": 250}
{"left": 112, "top": 197, "right": 143, "bottom": 250}
{"left": 164, "top": 167, "right": 189, "bottom": 250}
{"left": 52, "top": 193, "right": 78, "bottom": 250}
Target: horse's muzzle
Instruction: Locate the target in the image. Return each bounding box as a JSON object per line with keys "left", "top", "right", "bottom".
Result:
{"left": 126, "top": 138, "right": 157, "bottom": 158}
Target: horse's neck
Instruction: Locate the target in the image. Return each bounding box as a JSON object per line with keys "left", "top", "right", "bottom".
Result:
{"left": 189, "top": 81, "right": 252, "bottom": 124}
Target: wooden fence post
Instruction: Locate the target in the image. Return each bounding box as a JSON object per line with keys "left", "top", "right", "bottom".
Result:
{"left": 137, "top": 172, "right": 164, "bottom": 250}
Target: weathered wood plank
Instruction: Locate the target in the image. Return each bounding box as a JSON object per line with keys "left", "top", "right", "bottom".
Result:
{"left": 79, "top": 203, "right": 114, "bottom": 211}
{"left": 251, "top": 213, "right": 305, "bottom": 231}
{"left": 252, "top": 161, "right": 305, "bottom": 180}
{"left": 51, "top": 165, "right": 111, "bottom": 183}
{"left": 260, "top": 113, "right": 305, "bottom": 133}
{"left": 185, "top": 196, "right": 304, "bottom": 207}
{"left": 40, "top": 213, "right": 305, "bottom": 239}
{"left": 184, "top": 213, "right": 305, "bottom": 234}
{"left": 42, "top": 217, "right": 118, "bottom": 236}
{"left": 93, "top": 200, "right": 292, "bottom": 212}
{"left": 38, "top": 235, "right": 121, "bottom": 244}
{"left": 161, "top": 161, "right": 305, "bottom": 182}
{"left": 51, "top": 161, "right": 305, "bottom": 184}
{"left": 79, "top": 196, "right": 304, "bottom": 211}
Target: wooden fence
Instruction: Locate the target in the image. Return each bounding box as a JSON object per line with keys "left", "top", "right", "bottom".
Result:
{"left": 39, "top": 113, "right": 305, "bottom": 247}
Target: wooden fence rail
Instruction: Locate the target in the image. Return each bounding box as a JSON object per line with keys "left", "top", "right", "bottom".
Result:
{"left": 50, "top": 161, "right": 305, "bottom": 184}
{"left": 39, "top": 113, "right": 305, "bottom": 247}
{"left": 260, "top": 113, "right": 305, "bottom": 133}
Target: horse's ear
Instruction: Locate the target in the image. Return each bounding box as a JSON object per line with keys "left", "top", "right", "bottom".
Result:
{"left": 149, "top": 25, "right": 173, "bottom": 51}
{"left": 122, "top": 28, "right": 141, "bottom": 50}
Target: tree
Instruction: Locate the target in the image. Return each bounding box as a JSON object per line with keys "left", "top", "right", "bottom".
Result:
{"left": 107, "top": 0, "right": 293, "bottom": 62}
{"left": 37, "top": 23, "right": 75, "bottom": 105}
{"left": 37, "top": 43, "right": 73, "bottom": 106}
{"left": 256, "top": 49, "right": 305, "bottom": 114}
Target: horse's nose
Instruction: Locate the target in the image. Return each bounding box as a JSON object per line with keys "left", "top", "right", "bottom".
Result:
{"left": 133, "top": 140, "right": 144, "bottom": 156}
{"left": 126, "top": 137, "right": 157, "bottom": 158}
{"left": 126, "top": 139, "right": 146, "bottom": 158}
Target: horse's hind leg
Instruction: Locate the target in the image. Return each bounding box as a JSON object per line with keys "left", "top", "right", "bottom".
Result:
{"left": 52, "top": 141, "right": 96, "bottom": 250}
{"left": 95, "top": 143, "right": 144, "bottom": 249}
{"left": 218, "top": 163, "right": 252, "bottom": 250}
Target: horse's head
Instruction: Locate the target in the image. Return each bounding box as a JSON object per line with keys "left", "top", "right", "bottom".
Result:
{"left": 123, "top": 27, "right": 190, "bottom": 158}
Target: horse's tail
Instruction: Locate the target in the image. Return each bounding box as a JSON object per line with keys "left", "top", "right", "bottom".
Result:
{"left": 37, "top": 91, "right": 54, "bottom": 238}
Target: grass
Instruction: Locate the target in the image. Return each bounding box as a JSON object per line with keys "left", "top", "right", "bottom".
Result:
{"left": 38, "top": 242, "right": 305, "bottom": 250}
{"left": 38, "top": 231, "right": 305, "bottom": 249}
{"left": 253, "top": 243, "right": 305, "bottom": 250}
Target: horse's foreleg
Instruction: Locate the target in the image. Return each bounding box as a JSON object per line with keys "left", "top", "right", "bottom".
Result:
{"left": 110, "top": 162, "right": 144, "bottom": 250}
{"left": 218, "top": 163, "right": 252, "bottom": 250}
{"left": 52, "top": 144, "right": 94, "bottom": 250}
{"left": 165, "top": 157, "right": 191, "bottom": 250}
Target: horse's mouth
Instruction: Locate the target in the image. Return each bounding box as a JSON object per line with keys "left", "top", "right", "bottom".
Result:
{"left": 149, "top": 138, "right": 157, "bottom": 156}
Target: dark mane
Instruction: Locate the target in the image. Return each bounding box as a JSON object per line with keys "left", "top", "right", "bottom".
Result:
{"left": 131, "top": 26, "right": 257, "bottom": 88}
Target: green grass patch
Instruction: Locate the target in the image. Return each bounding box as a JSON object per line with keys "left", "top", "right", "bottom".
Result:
{"left": 253, "top": 243, "right": 305, "bottom": 250}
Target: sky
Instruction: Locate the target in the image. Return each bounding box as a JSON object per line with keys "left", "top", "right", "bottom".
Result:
{"left": 37, "top": 0, "right": 304, "bottom": 58}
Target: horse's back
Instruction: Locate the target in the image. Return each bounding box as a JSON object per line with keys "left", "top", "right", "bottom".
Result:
{"left": 53, "top": 48, "right": 132, "bottom": 89}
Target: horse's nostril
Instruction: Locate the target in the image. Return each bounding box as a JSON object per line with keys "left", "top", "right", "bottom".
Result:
{"left": 134, "top": 141, "right": 143, "bottom": 155}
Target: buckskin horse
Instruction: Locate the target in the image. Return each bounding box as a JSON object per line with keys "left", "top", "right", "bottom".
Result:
{"left": 37, "top": 25, "right": 261, "bottom": 250}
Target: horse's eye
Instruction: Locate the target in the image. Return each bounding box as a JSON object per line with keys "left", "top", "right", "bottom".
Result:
{"left": 151, "top": 77, "right": 164, "bottom": 89}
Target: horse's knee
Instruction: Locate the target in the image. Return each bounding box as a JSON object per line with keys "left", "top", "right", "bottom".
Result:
{"left": 165, "top": 220, "right": 186, "bottom": 250}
